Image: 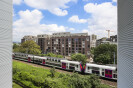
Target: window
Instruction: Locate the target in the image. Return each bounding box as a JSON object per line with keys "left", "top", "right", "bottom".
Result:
{"left": 76, "top": 65, "right": 78, "bottom": 68}
{"left": 88, "top": 67, "right": 90, "bottom": 70}
{"left": 113, "top": 74, "right": 117, "bottom": 78}
{"left": 92, "top": 67, "right": 99, "bottom": 71}
{"left": 102, "top": 72, "right": 104, "bottom": 76}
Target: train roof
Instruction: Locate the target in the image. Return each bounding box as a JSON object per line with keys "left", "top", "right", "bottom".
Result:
{"left": 46, "top": 56, "right": 66, "bottom": 60}
{"left": 86, "top": 63, "right": 116, "bottom": 70}
{"left": 61, "top": 60, "right": 81, "bottom": 64}
{"left": 34, "top": 56, "right": 47, "bottom": 59}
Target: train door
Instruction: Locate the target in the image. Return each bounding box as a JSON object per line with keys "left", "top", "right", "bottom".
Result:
{"left": 42, "top": 59, "right": 45, "bottom": 64}
{"left": 105, "top": 69, "right": 112, "bottom": 78}
{"left": 62, "top": 63, "right": 66, "bottom": 69}
{"left": 28, "top": 57, "right": 31, "bottom": 62}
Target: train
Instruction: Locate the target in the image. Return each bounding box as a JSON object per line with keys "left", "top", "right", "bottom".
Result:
{"left": 12, "top": 53, "right": 117, "bottom": 80}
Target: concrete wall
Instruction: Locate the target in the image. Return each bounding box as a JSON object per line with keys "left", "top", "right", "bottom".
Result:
{"left": 118, "top": 0, "right": 133, "bottom": 87}
{"left": 0, "top": 0, "right": 12, "bottom": 88}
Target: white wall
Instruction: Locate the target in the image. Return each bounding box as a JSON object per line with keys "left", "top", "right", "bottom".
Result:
{"left": 118, "top": 0, "right": 133, "bottom": 87}
{"left": 0, "top": 0, "right": 12, "bottom": 88}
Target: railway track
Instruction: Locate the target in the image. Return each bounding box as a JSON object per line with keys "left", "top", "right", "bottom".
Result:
{"left": 13, "top": 59, "right": 117, "bottom": 87}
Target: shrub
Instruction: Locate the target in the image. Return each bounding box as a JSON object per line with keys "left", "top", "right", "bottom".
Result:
{"left": 50, "top": 67, "right": 56, "bottom": 78}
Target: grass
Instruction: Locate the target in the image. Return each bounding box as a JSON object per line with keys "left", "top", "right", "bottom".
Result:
{"left": 13, "top": 82, "right": 22, "bottom": 88}
{"left": 13, "top": 60, "right": 115, "bottom": 88}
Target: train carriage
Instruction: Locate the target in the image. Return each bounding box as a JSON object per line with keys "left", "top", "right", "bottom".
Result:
{"left": 61, "top": 60, "right": 82, "bottom": 72}
{"left": 45, "top": 57, "right": 66, "bottom": 67}
{"left": 14, "top": 53, "right": 28, "bottom": 61}
{"left": 85, "top": 63, "right": 117, "bottom": 80}
{"left": 29, "top": 56, "right": 47, "bottom": 64}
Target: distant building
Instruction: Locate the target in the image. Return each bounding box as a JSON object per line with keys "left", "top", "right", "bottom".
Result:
{"left": 21, "top": 35, "right": 37, "bottom": 43}
{"left": 110, "top": 35, "right": 117, "bottom": 44}
{"left": 90, "top": 34, "right": 97, "bottom": 48}
{"left": 37, "top": 32, "right": 90, "bottom": 57}
{"left": 96, "top": 35, "right": 117, "bottom": 46}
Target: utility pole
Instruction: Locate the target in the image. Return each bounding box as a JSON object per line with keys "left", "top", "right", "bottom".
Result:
{"left": 114, "top": 52, "right": 115, "bottom": 66}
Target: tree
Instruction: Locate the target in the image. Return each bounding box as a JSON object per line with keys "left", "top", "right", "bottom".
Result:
{"left": 92, "top": 44, "right": 117, "bottom": 64}
{"left": 46, "top": 53, "right": 57, "bottom": 57}
{"left": 56, "top": 55, "right": 63, "bottom": 58}
{"left": 13, "top": 43, "right": 20, "bottom": 52}
{"left": 71, "top": 53, "right": 87, "bottom": 65}
{"left": 46, "top": 53, "right": 63, "bottom": 58}
{"left": 19, "top": 40, "right": 41, "bottom": 55}
{"left": 50, "top": 67, "right": 56, "bottom": 78}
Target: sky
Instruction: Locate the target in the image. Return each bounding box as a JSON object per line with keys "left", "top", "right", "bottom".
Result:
{"left": 13, "top": 0, "right": 117, "bottom": 42}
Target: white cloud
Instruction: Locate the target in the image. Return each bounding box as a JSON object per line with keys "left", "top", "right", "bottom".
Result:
{"left": 68, "top": 15, "right": 87, "bottom": 23}
{"left": 13, "top": 0, "right": 22, "bottom": 5}
{"left": 69, "top": 28, "right": 75, "bottom": 31}
{"left": 112, "top": 0, "right": 117, "bottom": 2}
{"left": 82, "top": 29, "right": 89, "bottom": 33}
{"left": 50, "top": 8, "right": 68, "bottom": 16}
{"left": 23, "top": 0, "right": 77, "bottom": 16}
{"left": 84, "top": 2, "right": 117, "bottom": 38}
{"left": 13, "top": 9, "right": 70, "bottom": 42}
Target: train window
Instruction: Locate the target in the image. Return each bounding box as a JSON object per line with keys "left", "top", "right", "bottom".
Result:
{"left": 113, "top": 74, "right": 117, "bottom": 78}
{"left": 92, "top": 67, "right": 99, "bottom": 71}
{"left": 58, "top": 60, "right": 60, "bottom": 62}
{"left": 106, "top": 71, "right": 108, "bottom": 74}
{"left": 76, "top": 65, "right": 78, "bottom": 68}
{"left": 88, "top": 67, "right": 90, "bottom": 70}
{"left": 55, "top": 59, "right": 57, "bottom": 62}
{"left": 70, "top": 64, "right": 75, "bottom": 66}
{"left": 102, "top": 72, "right": 104, "bottom": 76}
{"left": 102, "top": 69, "right": 104, "bottom": 71}
{"left": 109, "top": 71, "right": 112, "bottom": 75}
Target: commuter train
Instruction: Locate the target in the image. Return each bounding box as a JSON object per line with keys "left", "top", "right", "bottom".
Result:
{"left": 12, "top": 53, "right": 117, "bottom": 80}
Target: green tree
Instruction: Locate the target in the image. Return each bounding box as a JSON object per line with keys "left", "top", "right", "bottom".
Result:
{"left": 92, "top": 44, "right": 117, "bottom": 64}
{"left": 56, "top": 55, "right": 63, "bottom": 58}
{"left": 71, "top": 53, "right": 87, "bottom": 65}
{"left": 13, "top": 44, "right": 20, "bottom": 52}
{"left": 46, "top": 53, "right": 63, "bottom": 58}
{"left": 13, "top": 43, "right": 20, "bottom": 49}
{"left": 50, "top": 67, "right": 56, "bottom": 78}
{"left": 19, "top": 40, "right": 41, "bottom": 55}
{"left": 46, "top": 53, "right": 57, "bottom": 57}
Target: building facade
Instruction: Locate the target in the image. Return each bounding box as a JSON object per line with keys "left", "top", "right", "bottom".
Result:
{"left": 110, "top": 35, "right": 117, "bottom": 44}
{"left": 38, "top": 32, "right": 90, "bottom": 57}
{"left": 96, "top": 35, "right": 117, "bottom": 46}
{"left": 21, "top": 35, "right": 37, "bottom": 43}
{"left": 118, "top": 0, "right": 133, "bottom": 87}
{"left": 0, "top": 0, "right": 12, "bottom": 88}
{"left": 90, "top": 34, "right": 97, "bottom": 48}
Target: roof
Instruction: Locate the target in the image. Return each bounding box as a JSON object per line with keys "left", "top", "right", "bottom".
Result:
{"left": 61, "top": 60, "right": 81, "bottom": 64}
{"left": 46, "top": 56, "right": 66, "bottom": 60}
{"left": 33, "top": 56, "right": 47, "bottom": 59}
{"left": 86, "top": 63, "right": 116, "bottom": 70}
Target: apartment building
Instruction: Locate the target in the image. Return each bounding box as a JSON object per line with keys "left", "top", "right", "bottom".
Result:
{"left": 96, "top": 35, "right": 117, "bottom": 46}
{"left": 110, "top": 35, "right": 117, "bottom": 44}
{"left": 90, "top": 34, "right": 97, "bottom": 48}
{"left": 21, "top": 35, "right": 37, "bottom": 43}
{"left": 38, "top": 32, "right": 90, "bottom": 57}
